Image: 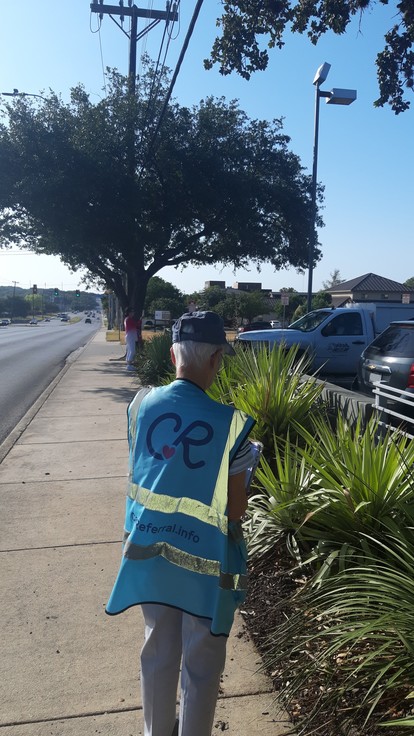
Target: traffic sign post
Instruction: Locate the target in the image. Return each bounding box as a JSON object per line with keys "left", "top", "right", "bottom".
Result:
{"left": 280, "top": 293, "right": 289, "bottom": 326}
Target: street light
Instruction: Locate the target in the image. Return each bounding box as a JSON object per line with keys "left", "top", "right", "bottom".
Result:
{"left": 307, "top": 63, "right": 357, "bottom": 313}
{"left": 1, "top": 88, "right": 47, "bottom": 101}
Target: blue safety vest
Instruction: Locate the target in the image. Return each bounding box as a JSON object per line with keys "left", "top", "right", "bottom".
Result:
{"left": 106, "top": 379, "right": 254, "bottom": 635}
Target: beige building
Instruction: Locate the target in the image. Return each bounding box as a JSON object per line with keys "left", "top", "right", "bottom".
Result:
{"left": 327, "top": 273, "right": 413, "bottom": 307}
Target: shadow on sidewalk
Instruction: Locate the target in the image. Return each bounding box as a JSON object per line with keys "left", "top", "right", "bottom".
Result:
{"left": 82, "top": 386, "right": 137, "bottom": 403}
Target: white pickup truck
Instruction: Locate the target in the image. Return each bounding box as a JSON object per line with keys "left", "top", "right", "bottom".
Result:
{"left": 236, "top": 303, "right": 414, "bottom": 376}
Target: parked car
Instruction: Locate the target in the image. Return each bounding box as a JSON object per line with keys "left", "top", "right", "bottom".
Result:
{"left": 237, "top": 305, "right": 414, "bottom": 378}
{"left": 270, "top": 319, "right": 282, "bottom": 328}
{"left": 0, "top": 319, "right": 10, "bottom": 326}
{"left": 237, "top": 321, "right": 273, "bottom": 334}
{"left": 357, "top": 320, "right": 414, "bottom": 416}
{"left": 29, "top": 319, "right": 38, "bottom": 324}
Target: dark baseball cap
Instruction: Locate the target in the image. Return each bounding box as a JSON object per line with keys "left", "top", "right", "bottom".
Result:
{"left": 172, "top": 311, "right": 235, "bottom": 356}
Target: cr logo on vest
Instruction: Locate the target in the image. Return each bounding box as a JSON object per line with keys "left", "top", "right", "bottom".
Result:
{"left": 146, "top": 412, "right": 214, "bottom": 469}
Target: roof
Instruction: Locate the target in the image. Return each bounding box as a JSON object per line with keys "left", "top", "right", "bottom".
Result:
{"left": 330, "top": 295, "right": 349, "bottom": 307}
{"left": 328, "top": 273, "right": 410, "bottom": 293}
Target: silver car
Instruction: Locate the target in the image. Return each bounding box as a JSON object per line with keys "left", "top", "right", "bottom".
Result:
{"left": 357, "top": 320, "right": 414, "bottom": 416}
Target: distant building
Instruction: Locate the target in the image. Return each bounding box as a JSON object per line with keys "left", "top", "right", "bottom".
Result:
{"left": 327, "top": 273, "right": 413, "bottom": 307}
{"left": 204, "top": 281, "right": 226, "bottom": 289}
{"left": 232, "top": 282, "right": 262, "bottom": 292}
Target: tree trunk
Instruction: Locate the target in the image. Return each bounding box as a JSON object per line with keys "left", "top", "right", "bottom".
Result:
{"left": 127, "top": 270, "right": 150, "bottom": 318}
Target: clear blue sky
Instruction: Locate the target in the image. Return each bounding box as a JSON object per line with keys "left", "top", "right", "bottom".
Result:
{"left": 1, "top": 1, "right": 412, "bottom": 295}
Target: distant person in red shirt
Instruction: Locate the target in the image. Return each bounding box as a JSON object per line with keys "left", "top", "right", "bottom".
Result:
{"left": 124, "top": 308, "right": 142, "bottom": 370}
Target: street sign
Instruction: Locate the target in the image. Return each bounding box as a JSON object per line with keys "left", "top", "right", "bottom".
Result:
{"left": 281, "top": 294, "right": 289, "bottom": 306}
{"left": 402, "top": 293, "right": 411, "bottom": 304}
{"left": 154, "top": 310, "right": 171, "bottom": 321}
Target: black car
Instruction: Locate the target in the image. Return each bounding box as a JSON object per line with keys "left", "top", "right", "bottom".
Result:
{"left": 237, "top": 321, "right": 273, "bottom": 334}
{"left": 357, "top": 320, "right": 414, "bottom": 417}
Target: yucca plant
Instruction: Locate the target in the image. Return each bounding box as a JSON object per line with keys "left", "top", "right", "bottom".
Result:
{"left": 293, "top": 413, "right": 414, "bottom": 555}
{"left": 133, "top": 331, "right": 173, "bottom": 385}
{"left": 244, "top": 433, "right": 318, "bottom": 559}
{"left": 264, "top": 531, "right": 414, "bottom": 733}
{"left": 208, "top": 342, "right": 327, "bottom": 460}
{"left": 244, "top": 411, "right": 414, "bottom": 566}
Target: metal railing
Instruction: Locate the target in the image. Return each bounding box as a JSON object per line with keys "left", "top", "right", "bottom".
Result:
{"left": 372, "top": 382, "right": 414, "bottom": 438}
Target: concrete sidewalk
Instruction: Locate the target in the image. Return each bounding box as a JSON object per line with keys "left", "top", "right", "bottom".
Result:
{"left": 0, "top": 330, "right": 293, "bottom": 736}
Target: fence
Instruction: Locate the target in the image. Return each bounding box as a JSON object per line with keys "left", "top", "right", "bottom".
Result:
{"left": 372, "top": 382, "right": 414, "bottom": 439}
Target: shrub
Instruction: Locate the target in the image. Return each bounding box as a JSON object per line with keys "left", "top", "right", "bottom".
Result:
{"left": 133, "top": 332, "right": 173, "bottom": 385}
{"left": 208, "top": 343, "right": 327, "bottom": 462}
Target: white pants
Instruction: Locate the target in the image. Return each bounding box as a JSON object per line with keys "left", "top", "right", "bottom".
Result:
{"left": 140, "top": 604, "right": 227, "bottom": 736}
{"left": 125, "top": 331, "right": 137, "bottom": 364}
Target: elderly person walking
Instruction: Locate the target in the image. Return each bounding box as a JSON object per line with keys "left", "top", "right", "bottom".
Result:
{"left": 106, "top": 311, "right": 255, "bottom": 736}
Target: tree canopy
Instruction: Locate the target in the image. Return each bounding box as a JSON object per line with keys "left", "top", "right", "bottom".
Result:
{"left": 403, "top": 276, "right": 414, "bottom": 290}
{"left": 143, "top": 276, "right": 186, "bottom": 319}
{"left": 205, "top": 1, "right": 414, "bottom": 114}
{"left": 322, "top": 269, "right": 345, "bottom": 289}
{"left": 0, "top": 66, "right": 320, "bottom": 316}
{"left": 190, "top": 285, "right": 271, "bottom": 326}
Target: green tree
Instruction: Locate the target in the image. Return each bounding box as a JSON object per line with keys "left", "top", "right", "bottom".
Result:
{"left": 44, "top": 299, "right": 60, "bottom": 313}
{"left": 146, "top": 296, "right": 186, "bottom": 321}
{"left": 144, "top": 276, "right": 185, "bottom": 318}
{"left": 2, "top": 295, "right": 31, "bottom": 318}
{"left": 312, "top": 290, "right": 332, "bottom": 308}
{"left": 193, "top": 287, "right": 270, "bottom": 326}
{"left": 403, "top": 276, "right": 414, "bottom": 290}
{"left": 196, "top": 286, "right": 228, "bottom": 310}
{"left": 276, "top": 288, "right": 306, "bottom": 322}
{"left": 0, "top": 67, "right": 319, "bottom": 317}
{"left": 205, "top": 1, "right": 414, "bottom": 113}
{"left": 188, "top": 288, "right": 238, "bottom": 326}
{"left": 238, "top": 290, "right": 270, "bottom": 323}
{"left": 322, "top": 269, "right": 345, "bottom": 289}
{"left": 24, "top": 293, "right": 43, "bottom": 314}
{"left": 210, "top": 295, "right": 238, "bottom": 326}
{"left": 68, "top": 291, "right": 97, "bottom": 311}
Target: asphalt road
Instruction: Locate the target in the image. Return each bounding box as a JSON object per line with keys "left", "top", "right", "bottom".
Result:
{"left": 0, "top": 317, "right": 100, "bottom": 445}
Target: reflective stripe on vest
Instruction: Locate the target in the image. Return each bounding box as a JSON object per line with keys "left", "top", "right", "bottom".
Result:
{"left": 123, "top": 538, "right": 247, "bottom": 591}
{"left": 210, "top": 409, "right": 249, "bottom": 518}
{"left": 126, "top": 482, "right": 228, "bottom": 535}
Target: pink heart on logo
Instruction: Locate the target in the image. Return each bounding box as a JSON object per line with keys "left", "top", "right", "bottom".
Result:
{"left": 162, "top": 445, "right": 175, "bottom": 460}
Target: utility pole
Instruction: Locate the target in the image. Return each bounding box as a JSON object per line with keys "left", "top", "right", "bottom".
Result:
{"left": 11, "top": 280, "right": 19, "bottom": 323}
{"left": 90, "top": 2, "right": 178, "bottom": 92}
{"left": 90, "top": 2, "right": 178, "bottom": 311}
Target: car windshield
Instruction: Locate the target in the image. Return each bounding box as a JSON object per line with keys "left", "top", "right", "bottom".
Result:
{"left": 368, "top": 323, "right": 414, "bottom": 357}
{"left": 288, "top": 310, "right": 333, "bottom": 333}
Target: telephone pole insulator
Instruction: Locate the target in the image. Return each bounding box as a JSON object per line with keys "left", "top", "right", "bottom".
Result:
{"left": 90, "top": 3, "right": 178, "bottom": 92}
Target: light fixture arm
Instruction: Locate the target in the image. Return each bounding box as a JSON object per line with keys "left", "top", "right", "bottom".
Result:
{"left": 1, "top": 89, "right": 47, "bottom": 101}
{"left": 307, "top": 80, "right": 322, "bottom": 313}
{"left": 307, "top": 65, "right": 356, "bottom": 313}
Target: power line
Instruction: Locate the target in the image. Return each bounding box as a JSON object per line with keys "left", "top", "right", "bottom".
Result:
{"left": 98, "top": 27, "right": 108, "bottom": 94}
{"left": 90, "top": 2, "right": 178, "bottom": 93}
{"left": 137, "top": 1, "right": 154, "bottom": 78}
{"left": 141, "top": 0, "right": 204, "bottom": 170}
{"left": 89, "top": 7, "right": 108, "bottom": 93}
{"left": 137, "top": 1, "right": 180, "bottom": 157}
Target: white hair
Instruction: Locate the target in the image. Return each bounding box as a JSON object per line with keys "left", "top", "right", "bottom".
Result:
{"left": 172, "top": 341, "right": 223, "bottom": 370}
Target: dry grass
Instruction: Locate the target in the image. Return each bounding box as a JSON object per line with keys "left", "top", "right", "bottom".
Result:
{"left": 106, "top": 330, "right": 125, "bottom": 344}
{"left": 106, "top": 328, "right": 238, "bottom": 345}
